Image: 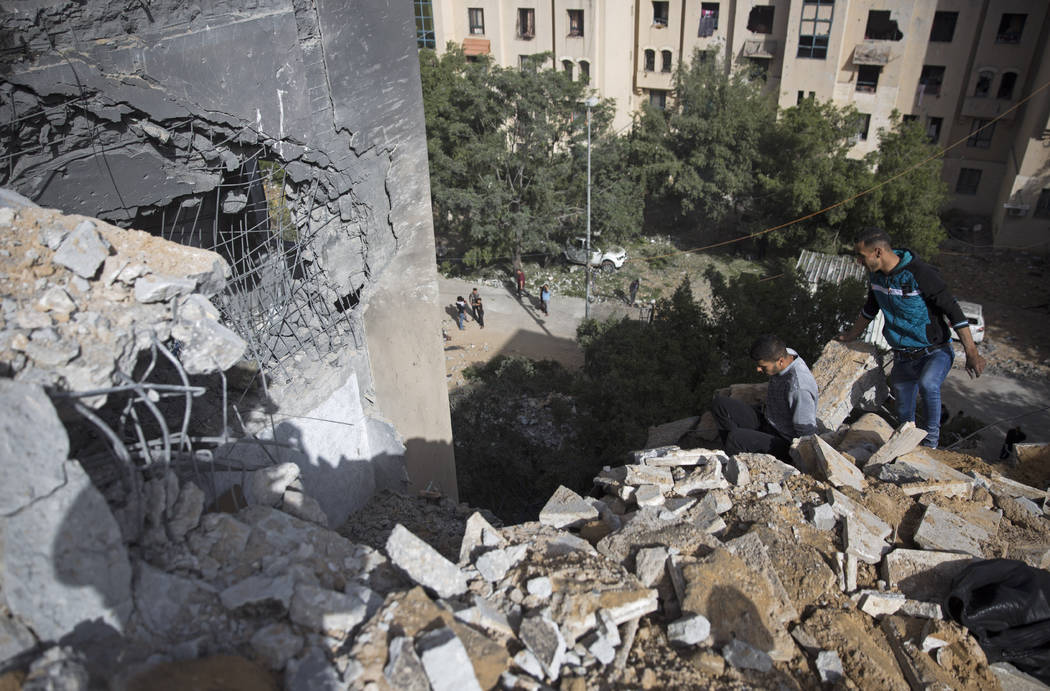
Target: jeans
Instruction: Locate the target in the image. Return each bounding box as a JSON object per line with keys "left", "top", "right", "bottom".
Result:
{"left": 457, "top": 311, "right": 465, "bottom": 329}
{"left": 890, "top": 345, "right": 954, "bottom": 448}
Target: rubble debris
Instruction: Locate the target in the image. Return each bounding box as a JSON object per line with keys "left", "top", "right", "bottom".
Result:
{"left": 881, "top": 549, "right": 974, "bottom": 601}
{"left": 913, "top": 503, "right": 990, "bottom": 557}
{"left": 809, "top": 339, "right": 887, "bottom": 431}
{"left": 667, "top": 614, "right": 711, "bottom": 647}
{"left": 385, "top": 523, "right": 468, "bottom": 598}
{"left": 539, "top": 486, "right": 599, "bottom": 528}
{"left": 865, "top": 422, "right": 929, "bottom": 467}
{"left": 418, "top": 627, "right": 484, "bottom": 691}
{"left": 816, "top": 649, "right": 844, "bottom": 683}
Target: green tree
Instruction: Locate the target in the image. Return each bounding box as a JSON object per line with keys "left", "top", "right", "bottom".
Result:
{"left": 704, "top": 265, "right": 866, "bottom": 387}
{"left": 852, "top": 113, "right": 949, "bottom": 256}
{"left": 420, "top": 47, "right": 642, "bottom": 268}
{"left": 629, "top": 54, "right": 777, "bottom": 231}
{"left": 752, "top": 99, "right": 870, "bottom": 251}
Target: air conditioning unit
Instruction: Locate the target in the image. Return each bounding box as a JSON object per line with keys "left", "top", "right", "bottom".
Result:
{"left": 1003, "top": 203, "right": 1029, "bottom": 217}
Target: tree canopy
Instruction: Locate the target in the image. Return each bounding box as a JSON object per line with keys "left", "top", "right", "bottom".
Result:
{"left": 420, "top": 47, "right": 644, "bottom": 268}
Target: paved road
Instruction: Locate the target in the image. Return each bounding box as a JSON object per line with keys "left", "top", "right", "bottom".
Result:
{"left": 941, "top": 368, "right": 1050, "bottom": 459}
{"left": 437, "top": 276, "right": 640, "bottom": 386}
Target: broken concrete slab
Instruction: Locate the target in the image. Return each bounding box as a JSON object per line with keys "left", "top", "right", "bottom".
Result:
{"left": 453, "top": 595, "right": 515, "bottom": 639}
{"left": 724, "top": 531, "right": 800, "bottom": 624}
{"left": 639, "top": 447, "right": 728, "bottom": 468}
{"left": 816, "top": 650, "right": 844, "bottom": 683}
{"left": 845, "top": 513, "right": 891, "bottom": 564}
{"left": 659, "top": 496, "right": 696, "bottom": 520}
{"left": 826, "top": 489, "right": 892, "bottom": 539}
{"left": 721, "top": 638, "right": 773, "bottom": 672}
{"left": 250, "top": 623, "right": 304, "bottom": 671}
{"left": 865, "top": 422, "right": 929, "bottom": 468}
{"left": 900, "top": 480, "right": 973, "bottom": 499}
{"left": 633, "top": 484, "right": 665, "bottom": 507}
{"left": 990, "top": 661, "right": 1050, "bottom": 691}
{"left": 53, "top": 221, "right": 108, "bottom": 279}
{"left": 673, "top": 460, "right": 728, "bottom": 495}
{"left": 220, "top": 573, "right": 296, "bottom": 614}
{"left": 385, "top": 524, "right": 468, "bottom": 598}
{"left": 723, "top": 455, "right": 751, "bottom": 486}
{"left": 538, "top": 486, "right": 599, "bottom": 529}
{"left": 837, "top": 413, "right": 895, "bottom": 465}
{"left": 680, "top": 548, "right": 795, "bottom": 661}
{"left": 289, "top": 583, "right": 368, "bottom": 638}
{"left": 988, "top": 473, "right": 1047, "bottom": 502}
{"left": 856, "top": 590, "right": 906, "bottom": 617}
{"left": 384, "top": 636, "right": 429, "bottom": 691}
{"left": 623, "top": 464, "right": 674, "bottom": 491}
{"left": 459, "top": 511, "right": 506, "bottom": 564}
{"left": 417, "top": 627, "right": 483, "bottom": 691}
{"left": 913, "top": 503, "right": 989, "bottom": 557}
{"left": 518, "top": 611, "right": 566, "bottom": 681}
{"left": 881, "top": 549, "right": 974, "bottom": 601}
{"left": 1, "top": 459, "right": 132, "bottom": 641}
{"left": 810, "top": 339, "right": 887, "bottom": 431}
{"left": 634, "top": 546, "right": 669, "bottom": 587}
{"left": 871, "top": 446, "right": 975, "bottom": 486}
{"left": 667, "top": 614, "right": 711, "bottom": 647}
{"left": 810, "top": 436, "right": 865, "bottom": 491}
{"left": 809, "top": 503, "right": 836, "bottom": 531}
{"left": 475, "top": 544, "right": 528, "bottom": 583}
{"left": 899, "top": 600, "right": 942, "bottom": 620}
{"left": 0, "top": 379, "right": 70, "bottom": 516}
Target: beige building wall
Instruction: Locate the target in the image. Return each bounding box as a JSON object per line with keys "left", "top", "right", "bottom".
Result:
{"left": 421, "top": 0, "right": 1050, "bottom": 250}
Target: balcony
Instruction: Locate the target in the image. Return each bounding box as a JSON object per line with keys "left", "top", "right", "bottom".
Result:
{"left": 742, "top": 39, "right": 777, "bottom": 59}
{"left": 853, "top": 42, "right": 892, "bottom": 66}
{"left": 961, "top": 97, "right": 1016, "bottom": 122}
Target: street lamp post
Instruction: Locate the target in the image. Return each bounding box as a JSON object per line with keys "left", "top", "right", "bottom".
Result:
{"left": 583, "top": 96, "right": 598, "bottom": 320}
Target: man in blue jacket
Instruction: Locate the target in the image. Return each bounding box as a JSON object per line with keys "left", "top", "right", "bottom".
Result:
{"left": 838, "top": 227, "right": 985, "bottom": 448}
{"left": 712, "top": 334, "right": 819, "bottom": 461}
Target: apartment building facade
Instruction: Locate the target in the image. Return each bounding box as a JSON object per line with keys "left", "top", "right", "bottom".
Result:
{"left": 415, "top": 0, "right": 1050, "bottom": 250}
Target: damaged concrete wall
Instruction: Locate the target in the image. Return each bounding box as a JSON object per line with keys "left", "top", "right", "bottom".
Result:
{"left": 0, "top": 0, "right": 456, "bottom": 507}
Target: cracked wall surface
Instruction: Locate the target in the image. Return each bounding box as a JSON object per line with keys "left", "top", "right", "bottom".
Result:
{"left": 0, "top": 0, "right": 456, "bottom": 507}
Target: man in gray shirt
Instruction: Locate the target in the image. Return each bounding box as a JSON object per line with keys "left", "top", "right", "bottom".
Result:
{"left": 711, "top": 335, "right": 819, "bottom": 462}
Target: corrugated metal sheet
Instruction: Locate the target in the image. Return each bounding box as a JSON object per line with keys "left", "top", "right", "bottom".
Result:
{"left": 796, "top": 249, "right": 889, "bottom": 350}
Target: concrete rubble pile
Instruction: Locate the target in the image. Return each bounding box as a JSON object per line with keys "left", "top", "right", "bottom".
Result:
{"left": 4, "top": 332, "right": 1050, "bottom": 689}
{"left": 0, "top": 201, "right": 245, "bottom": 405}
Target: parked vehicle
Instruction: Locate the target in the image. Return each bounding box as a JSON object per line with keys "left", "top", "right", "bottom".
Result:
{"left": 563, "top": 237, "right": 627, "bottom": 272}
{"left": 951, "top": 300, "right": 985, "bottom": 344}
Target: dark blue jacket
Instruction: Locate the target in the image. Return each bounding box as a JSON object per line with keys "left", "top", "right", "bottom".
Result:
{"left": 862, "top": 249, "right": 968, "bottom": 349}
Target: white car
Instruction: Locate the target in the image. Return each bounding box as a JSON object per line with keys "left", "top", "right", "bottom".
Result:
{"left": 563, "top": 237, "right": 628, "bottom": 272}
{"left": 951, "top": 300, "right": 985, "bottom": 344}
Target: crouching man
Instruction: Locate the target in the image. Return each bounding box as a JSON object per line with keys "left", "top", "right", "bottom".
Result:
{"left": 712, "top": 335, "right": 819, "bottom": 461}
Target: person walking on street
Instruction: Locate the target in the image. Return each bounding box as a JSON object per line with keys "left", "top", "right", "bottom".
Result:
{"left": 629, "top": 277, "right": 640, "bottom": 306}
{"left": 474, "top": 296, "right": 485, "bottom": 329}
{"left": 711, "top": 335, "right": 819, "bottom": 462}
{"left": 515, "top": 268, "right": 526, "bottom": 298}
{"left": 540, "top": 284, "right": 551, "bottom": 316}
{"left": 455, "top": 296, "right": 468, "bottom": 330}
{"left": 469, "top": 288, "right": 481, "bottom": 321}
{"left": 838, "top": 227, "right": 985, "bottom": 448}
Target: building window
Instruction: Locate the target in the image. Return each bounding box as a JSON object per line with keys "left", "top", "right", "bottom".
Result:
{"left": 649, "top": 89, "right": 667, "bottom": 109}
{"left": 798, "top": 0, "right": 834, "bottom": 59}
{"left": 699, "top": 3, "right": 719, "bottom": 36}
{"left": 747, "top": 6, "right": 775, "bottom": 34}
{"left": 1035, "top": 189, "right": 1050, "bottom": 218}
{"left": 998, "top": 72, "right": 1018, "bottom": 100}
{"left": 468, "top": 7, "right": 484, "bottom": 35}
{"left": 929, "top": 11, "right": 957, "bottom": 42}
{"left": 579, "top": 60, "right": 590, "bottom": 83}
{"left": 926, "top": 116, "right": 943, "bottom": 144}
{"left": 967, "top": 119, "right": 994, "bottom": 148}
{"left": 644, "top": 49, "right": 656, "bottom": 72}
{"left": 562, "top": 59, "right": 574, "bottom": 80}
{"left": 653, "top": 1, "right": 669, "bottom": 27}
{"left": 746, "top": 57, "right": 770, "bottom": 81}
{"left": 864, "top": 10, "right": 902, "bottom": 41}
{"left": 568, "top": 9, "right": 584, "bottom": 37}
{"left": 414, "top": 0, "right": 436, "bottom": 49}
{"left": 956, "top": 168, "right": 981, "bottom": 195}
{"left": 919, "top": 65, "right": 944, "bottom": 96}
{"left": 996, "top": 13, "right": 1026, "bottom": 44}
{"left": 854, "top": 113, "right": 871, "bottom": 142}
{"left": 517, "top": 8, "right": 535, "bottom": 39}
{"left": 856, "top": 65, "right": 880, "bottom": 93}
{"left": 519, "top": 54, "right": 531, "bottom": 70}
{"left": 797, "top": 90, "right": 815, "bottom": 104}
{"left": 661, "top": 50, "right": 673, "bottom": 73}
{"left": 974, "top": 70, "right": 994, "bottom": 98}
